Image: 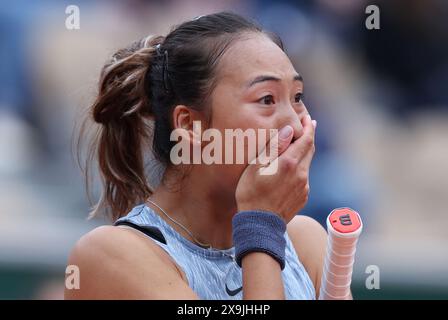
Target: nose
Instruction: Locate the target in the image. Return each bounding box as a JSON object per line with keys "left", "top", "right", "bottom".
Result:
{"left": 292, "top": 117, "right": 304, "bottom": 141}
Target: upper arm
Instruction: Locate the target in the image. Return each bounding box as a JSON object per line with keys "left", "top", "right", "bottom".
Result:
{"left": 287, "top": 215, "right": 327, "bottom": 299}
{"left": 64, "top": 225, "right": 199, "bottom": 300}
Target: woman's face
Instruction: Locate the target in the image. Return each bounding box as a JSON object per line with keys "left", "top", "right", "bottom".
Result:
{"left": 202, "top": 33, "right": 310, "bottom": 191}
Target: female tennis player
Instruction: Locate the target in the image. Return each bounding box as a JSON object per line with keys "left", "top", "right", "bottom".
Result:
{"left": 66, "top": 11, "right": 344, "bottom": 300}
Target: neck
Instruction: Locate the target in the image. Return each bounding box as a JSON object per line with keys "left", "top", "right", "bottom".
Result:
{"left": 148, "top": 166, "right": 237, "bottom": 250}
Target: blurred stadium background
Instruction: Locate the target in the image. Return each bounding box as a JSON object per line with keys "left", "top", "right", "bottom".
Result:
{"left": 1, "top": 0, "right": 447, "bottom": 299}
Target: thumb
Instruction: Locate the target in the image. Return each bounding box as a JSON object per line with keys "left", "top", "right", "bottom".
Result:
{"left": 276, "top": 125, "right": 294, "bottom": 156}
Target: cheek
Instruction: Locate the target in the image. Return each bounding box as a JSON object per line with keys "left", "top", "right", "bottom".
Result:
{"left": 214, "top": 101, "right": 284, "bottom": 160}
{"left": 206, "top": 99, "right": 279, "bottom": 184}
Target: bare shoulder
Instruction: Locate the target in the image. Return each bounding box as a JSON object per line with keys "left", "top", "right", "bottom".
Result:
{"left": 64, "top": 225, "right": 198, "bottom": 299}
{"left": 286, "top": 215, "right": 327, "bottom": 297}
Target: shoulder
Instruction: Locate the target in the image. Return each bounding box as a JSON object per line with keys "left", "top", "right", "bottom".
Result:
{"left": 286, "top": 215, "right": 327, "bottom": 297}
{"left": 64, "top": 225, "right": 196, "bottom": 299}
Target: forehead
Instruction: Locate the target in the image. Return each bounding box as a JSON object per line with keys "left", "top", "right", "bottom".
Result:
{"left": 217, "top": 33, "right": 297, "bottom": 84}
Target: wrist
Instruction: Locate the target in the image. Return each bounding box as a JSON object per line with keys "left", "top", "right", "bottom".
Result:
{"left": 232, "top": 210, "right": 287, "bottom": 270}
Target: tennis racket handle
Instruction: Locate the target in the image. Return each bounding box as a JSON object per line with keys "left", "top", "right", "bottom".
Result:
{"left": 319, "top": 208, "right": 363, "bottom": 300}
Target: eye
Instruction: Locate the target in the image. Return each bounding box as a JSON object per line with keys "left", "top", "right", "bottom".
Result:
{"left": 295, "top": 92, "right": 304, "bottom": 103}
{"left": 259, "top": 95, "right": 275, "bottom": 105}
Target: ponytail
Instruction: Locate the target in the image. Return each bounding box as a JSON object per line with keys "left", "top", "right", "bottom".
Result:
{"left": 88, "top": 35, "right": 164, "bottom": 220}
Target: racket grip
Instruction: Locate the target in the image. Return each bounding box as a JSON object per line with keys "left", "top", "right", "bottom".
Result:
{"left": 319, "top": 208, "right": 363, "bottom": 300}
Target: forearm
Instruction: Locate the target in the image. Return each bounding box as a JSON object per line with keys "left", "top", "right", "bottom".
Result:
{"left": 241, "top": 252, "right": 285, "bottom": 300}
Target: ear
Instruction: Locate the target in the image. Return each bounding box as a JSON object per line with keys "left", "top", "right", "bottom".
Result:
{"left": 172, "top": 105, "right": 204, "bottom": 146}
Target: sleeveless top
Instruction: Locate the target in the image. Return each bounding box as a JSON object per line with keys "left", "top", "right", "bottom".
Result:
{"left": 114, "top": 204, "right": 316, "bottom": 300}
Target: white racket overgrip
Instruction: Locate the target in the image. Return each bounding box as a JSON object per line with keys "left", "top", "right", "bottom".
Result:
{"left": 319, "top": 208, "right": 363, "bottom": 300}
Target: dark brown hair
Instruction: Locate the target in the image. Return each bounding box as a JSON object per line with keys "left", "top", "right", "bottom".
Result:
{"left": 81, "top": 11, "right": 284, "bottom": 221}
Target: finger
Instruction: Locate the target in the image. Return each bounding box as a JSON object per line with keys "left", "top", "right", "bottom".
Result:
{"left": 252, "top": 125, "right": 294, "bottom": 166}
{"left": 282, "top": 114, "right": 315, "bottom": 162}
{"left": 298, "top": 119, "right": 317, "bottom": 169}
{"left": 298, "top": 140, "right": 315, "bottom": 173}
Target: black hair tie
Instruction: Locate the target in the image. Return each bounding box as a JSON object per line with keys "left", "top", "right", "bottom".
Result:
{"left": 155, "top": 44, "right": 170, "bottom": 93}
{"left": 162, "top": 50, "right": 169, "bottom": 93}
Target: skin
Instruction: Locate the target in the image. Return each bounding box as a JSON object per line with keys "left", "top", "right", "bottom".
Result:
{"left": 66, "top": 33, "right": 348, "bottom": 300}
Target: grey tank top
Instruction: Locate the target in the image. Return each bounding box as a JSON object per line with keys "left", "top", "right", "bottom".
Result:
{"left": 114, "top": 204, "right": 316, "bottom": 300}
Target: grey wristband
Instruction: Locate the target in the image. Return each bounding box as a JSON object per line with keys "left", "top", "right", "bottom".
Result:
{"left": 232, "top": 210, "right": 287, "bottom": 270}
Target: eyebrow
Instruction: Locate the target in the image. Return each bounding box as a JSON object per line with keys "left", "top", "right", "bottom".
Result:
{"left": 247, "top": 74, "right": 303, "bottom": 88}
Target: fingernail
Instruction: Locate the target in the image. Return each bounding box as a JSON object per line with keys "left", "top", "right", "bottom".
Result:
{"left": 279, "top": 125, "right": 293, "bottom": 139}
{"left": 307, "top": 114, "right": 312, "bottom": 121}
{"left": 312, "top": 120, "right": 317, "bottom": 129}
